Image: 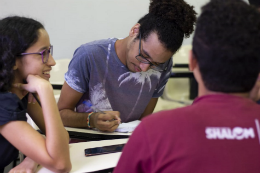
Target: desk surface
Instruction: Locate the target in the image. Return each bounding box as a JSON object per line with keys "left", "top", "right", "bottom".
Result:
{"left": 36, "top": 138, "right": 128, "bottom": 173}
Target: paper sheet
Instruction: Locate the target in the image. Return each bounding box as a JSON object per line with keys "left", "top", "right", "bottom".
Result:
{"left": 114, "top": 120, "right": 141, "bottom": 133}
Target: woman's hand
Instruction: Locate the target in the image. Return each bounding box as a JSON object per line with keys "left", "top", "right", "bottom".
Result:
{"left": 28, "top": 93, "right": 38, "bottom": 104}
{"left": 13, "top": 75, "right": 51, "bottom": 94}
{"left": 9, "top": 157, "right": 38, "bottom": 173}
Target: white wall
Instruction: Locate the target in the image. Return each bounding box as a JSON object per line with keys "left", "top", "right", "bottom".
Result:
{"left": 1, "top": 0, "right": 212, "bottom": 60}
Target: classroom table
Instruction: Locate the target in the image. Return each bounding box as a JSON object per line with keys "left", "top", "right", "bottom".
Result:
{"left": 36, "top": 138, "right": 128, "bottom": 173}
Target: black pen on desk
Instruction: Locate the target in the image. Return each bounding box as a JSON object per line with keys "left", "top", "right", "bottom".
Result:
{"left": 32, "top": 93, "right": 41, "bottom": 107}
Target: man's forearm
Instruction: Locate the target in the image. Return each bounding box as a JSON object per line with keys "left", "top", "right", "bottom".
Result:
{"left": 60, "top": 109, "right": 89, "bottom": 128}
{"left": 139, "top": 98, "right": 158, "bottom": 120}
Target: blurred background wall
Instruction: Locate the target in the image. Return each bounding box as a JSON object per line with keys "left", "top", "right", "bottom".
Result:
{"left": 0, "top": 0, "right": 248, "bottom": 60}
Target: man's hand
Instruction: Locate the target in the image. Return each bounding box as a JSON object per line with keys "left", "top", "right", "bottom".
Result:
{"left": 90, "top": 111, "right": 121, "bottom": 132}
{"left": 9, "top": 157, "right": 38, "bottom": 173}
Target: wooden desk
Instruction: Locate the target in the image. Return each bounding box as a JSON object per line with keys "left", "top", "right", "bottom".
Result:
{"left": 36, "top": 139, "right": 128, "bottom": 173}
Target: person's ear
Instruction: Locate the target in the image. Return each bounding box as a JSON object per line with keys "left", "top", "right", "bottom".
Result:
{"left": 129, "top": 23, "right": 140, "bottom": 37}
{"left": 13, "top": 58, "right": 20, "bottom": 70}
{"left": 13, "top": 64, "right": 18, "bottom": 70}
{"left": 188, "top": 50, "right": 198, "bottom": 71}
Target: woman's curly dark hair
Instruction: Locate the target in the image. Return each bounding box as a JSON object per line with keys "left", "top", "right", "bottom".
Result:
{"left": 0, "top": 16, "right": 44, "bottom": 92}
{"left": 137, "top": 0, "right": 197, "bottom": 53}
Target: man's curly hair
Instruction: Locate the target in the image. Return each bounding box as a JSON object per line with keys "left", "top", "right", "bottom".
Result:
{"left": 0, "top": 16, "right": 44, "bottom": 92}
{"left": 193, "top": 0, "right": 260, "bottom": 93}
{"left": 137, "top": 0, "right": 197, "bottom": 53}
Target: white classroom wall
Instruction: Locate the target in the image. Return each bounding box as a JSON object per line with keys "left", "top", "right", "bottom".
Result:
{"left": 0, "top": 0, "right": 248, "bottom": 60}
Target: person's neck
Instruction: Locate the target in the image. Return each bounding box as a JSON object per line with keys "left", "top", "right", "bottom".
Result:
{"left": 198, "top": 85, "right": 250, "bottom": 99}
{"left": 194, "top": 70, "right": 250, "bottom": 99}
{"left": 115, "top": 37, "right": 128, "bottom": 65}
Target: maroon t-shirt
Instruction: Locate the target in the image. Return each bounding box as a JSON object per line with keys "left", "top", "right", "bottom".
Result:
{"left": 114, "top": 94, "right": 260, "bottom": 173}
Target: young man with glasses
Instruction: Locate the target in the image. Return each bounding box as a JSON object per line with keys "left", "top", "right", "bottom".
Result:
{"left": 114, "top": 0, "right": 260, "bottom": 172}
{"left": 58, "top": 0, "right": 196, "bottom": 132}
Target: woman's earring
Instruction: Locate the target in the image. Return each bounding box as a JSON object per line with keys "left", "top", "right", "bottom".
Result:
{"left": 13, "top": 65, "right": 18, "bottom": 70}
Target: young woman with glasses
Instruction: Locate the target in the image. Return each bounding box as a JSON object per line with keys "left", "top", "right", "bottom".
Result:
{"left": 0, "top": 16, "right": 71, "bottom": 173}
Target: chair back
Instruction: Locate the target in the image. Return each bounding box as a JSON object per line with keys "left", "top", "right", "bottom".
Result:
{"left": 49, "top": 59, "right": 71, "bottom": 85}
{"left": 172, "top": 45, "right": 192, "bottom": 65}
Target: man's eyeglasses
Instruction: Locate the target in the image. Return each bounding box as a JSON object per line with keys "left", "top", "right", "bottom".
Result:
{"left": 135, "top": 33, "right": 163, "bottom": 71}
{"left": 20, "top": 45, "right": 53, "bottom": 64}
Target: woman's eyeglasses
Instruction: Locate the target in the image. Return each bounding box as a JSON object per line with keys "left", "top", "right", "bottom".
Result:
{"left": 20, "top": 45, "right": 53, "bottom": 64}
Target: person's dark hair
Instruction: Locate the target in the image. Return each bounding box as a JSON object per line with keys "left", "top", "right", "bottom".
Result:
{"left": 137, "top": 0, "right": 197, "bottom": 53}
{"left": 249, "top": 0, "right": 260, "bottom": 8}
{"left": 0, "top": 16, "right": 44, "bottom": 92}
{"left": 192, "top": 0, "right": 260, "bottom": 93}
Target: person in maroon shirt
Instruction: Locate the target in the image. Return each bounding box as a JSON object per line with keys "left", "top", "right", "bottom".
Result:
{"left": 114, "top": 0, "right": 260, "bottom": 173}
